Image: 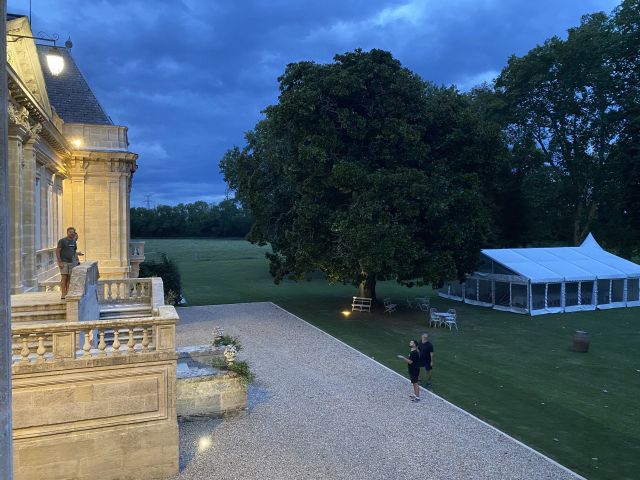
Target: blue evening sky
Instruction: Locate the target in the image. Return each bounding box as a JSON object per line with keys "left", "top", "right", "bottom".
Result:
{"left": 8, "top": 0, "right": 620, "bottom": 206}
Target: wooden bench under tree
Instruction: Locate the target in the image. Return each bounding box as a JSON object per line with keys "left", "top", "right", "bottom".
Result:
{"left": 351, "top": 296, "right": 372, "bottom": 312}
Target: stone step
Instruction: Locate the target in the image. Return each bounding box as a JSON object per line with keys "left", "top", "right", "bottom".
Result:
{"left": 11, "top": 310, "right": 66, "bottom": 322}
{"left": 99, "top": 311, "right": 155, "bottom": 321}
{"left": 11, "top": 302, "right": 66, "bottom": 314}
{"left": 11, "top": 292, "right": 65, "bottom": 313}
{"left": 99, "top": 307, "right": 153, "bottom": 321}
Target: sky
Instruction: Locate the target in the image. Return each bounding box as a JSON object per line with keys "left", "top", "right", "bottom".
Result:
{"left": 8, "top": 0, "right": 621, "bottom": 207}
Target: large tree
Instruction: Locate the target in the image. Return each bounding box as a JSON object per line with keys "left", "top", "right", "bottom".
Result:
{"left": 493, "top": 1, "right": 640, "bottom": 250}
{"left": 222, "top": 49, "right": 506, "bottom": 300}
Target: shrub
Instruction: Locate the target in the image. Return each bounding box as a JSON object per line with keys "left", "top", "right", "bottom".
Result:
{"left": 139, "top": 253, "right": 182, "bottom": 305}
{"left": 213, "top": 334, "right": 242, "bottom": 351}
{"left": 211, "top": 358, "right": 255, "bottom": 386}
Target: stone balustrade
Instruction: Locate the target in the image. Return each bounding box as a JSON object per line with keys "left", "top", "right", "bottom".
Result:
{"left": 98, "top": 278, "right": 152, "bottom": 305}
{"left": 66, "top": 261, "right": 100, "bottom": 322}
{"left": 35, "top": 247, "right": 58, "bottom": 283}
{"left": 11, "top": 308, "right": 177, "bottom": 367}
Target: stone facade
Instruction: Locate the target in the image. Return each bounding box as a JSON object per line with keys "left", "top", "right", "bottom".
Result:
{"left": 12, "top": 354, "right": 179, "bottom": 480}
{"left": 5, "top": 14, "right": 179, "bottom": 480}
{"left": 5, "top": 16, "right": 142, "bottom": 292}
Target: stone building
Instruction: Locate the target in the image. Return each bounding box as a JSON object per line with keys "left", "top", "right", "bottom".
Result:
{"left": 6, "top": 14, "right": 144, "bottom": 294}
{"left": 6, "top": 15, "right": 179, "bottom": 480}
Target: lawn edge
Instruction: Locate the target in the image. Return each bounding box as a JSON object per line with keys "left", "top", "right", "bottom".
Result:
{"left": 269, "top": 301, "right": 586, "bottom": 480}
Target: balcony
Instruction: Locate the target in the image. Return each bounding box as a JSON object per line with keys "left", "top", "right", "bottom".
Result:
{"left": 10, "top": 261, "right": 179, "bottom": 480}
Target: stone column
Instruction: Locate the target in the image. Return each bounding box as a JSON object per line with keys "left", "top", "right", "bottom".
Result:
{"left": 21, "top": 138, "right": 37, "bottom": 290}
{"left": 63, "top": 159, "right": 87, "bottom": 252}
{"left": 120, "top": 171, "right": 129, "bottom": 273}
{"left": 7, "top": 131, "right": 25, "bottom": 293}
{"left": 1, "top": 0, "right": 15, "bottom": 476}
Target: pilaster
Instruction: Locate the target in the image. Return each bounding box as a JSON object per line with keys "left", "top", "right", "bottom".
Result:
{"left": 21, "top": 137, "right": 37, "bottom": 290}
{"left": 7, "top": 129, "right": 25, "bottom": 293}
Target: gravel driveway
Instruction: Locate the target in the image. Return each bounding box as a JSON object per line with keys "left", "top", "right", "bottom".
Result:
{"left": 171, "top": 302, "right": 582, "bottom": 480}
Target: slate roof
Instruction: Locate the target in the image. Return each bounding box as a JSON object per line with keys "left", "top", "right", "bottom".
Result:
{"left": 36, "top": 44, "right": 113, "bottom": 125}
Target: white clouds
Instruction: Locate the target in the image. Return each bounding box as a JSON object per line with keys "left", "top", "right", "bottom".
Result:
{"left": 374, "top": 0, "right": 430, "bottom": 27}
{"left": 8, "top": 0, "right": 620, "bottom": 204}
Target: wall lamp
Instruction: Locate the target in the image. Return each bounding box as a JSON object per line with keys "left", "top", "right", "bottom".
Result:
{"left": 6, "top": 31, "right": 73, "bottom": 76}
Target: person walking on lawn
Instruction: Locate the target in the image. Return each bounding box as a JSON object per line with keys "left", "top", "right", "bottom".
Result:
{"left": 56, "top": 227, "right": 78, "bottom": 299}
{"left": 418, "top": 333, "right": 434, "bottom": 387}
{"left": 398, "top": 339, "right": 422, "bottom": 402}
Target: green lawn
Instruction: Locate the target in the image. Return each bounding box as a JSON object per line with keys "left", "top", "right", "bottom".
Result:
{"left": 143, "top": 238, "right": 640, "bottom": 480}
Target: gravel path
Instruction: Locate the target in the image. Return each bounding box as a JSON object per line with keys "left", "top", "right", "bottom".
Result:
{"left": 171, "top": 303, "right": 582, "bottom": 480}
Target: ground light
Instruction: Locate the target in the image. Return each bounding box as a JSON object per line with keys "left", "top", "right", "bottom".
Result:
{"left": 341, "top": 310, "right": 351, "bottom": 317}
{"left": 198, "top": 436, "right": 213, "bottom": 452}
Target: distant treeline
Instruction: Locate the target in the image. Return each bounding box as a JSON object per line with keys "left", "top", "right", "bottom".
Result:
{"left": 130, "top": 200, "right": 252, "bottom": 238}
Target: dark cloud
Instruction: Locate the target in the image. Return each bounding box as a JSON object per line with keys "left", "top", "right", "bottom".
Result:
{"left": 7, "top": 0, "right": 619, "bottom": 205}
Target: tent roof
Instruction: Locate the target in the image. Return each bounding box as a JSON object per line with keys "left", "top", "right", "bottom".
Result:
{"left": 482, "top": 234, "right": 640, "bottom": 283}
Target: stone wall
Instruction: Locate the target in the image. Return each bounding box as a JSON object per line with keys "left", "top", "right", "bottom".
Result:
{"left": 177, "top": 372, "right": 247, "bottom": 418}
{"left": 12, "top": 355, "right": 178, "bottom": 480}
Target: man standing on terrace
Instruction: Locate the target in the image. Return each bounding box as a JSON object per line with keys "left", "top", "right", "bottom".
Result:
{"left": 56, "top": 227, "right": 78, "bottom": 299}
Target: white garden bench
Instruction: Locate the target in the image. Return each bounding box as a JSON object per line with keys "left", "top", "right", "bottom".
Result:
{"left": 351, "top": 296, "right": 372, "bottom": 312}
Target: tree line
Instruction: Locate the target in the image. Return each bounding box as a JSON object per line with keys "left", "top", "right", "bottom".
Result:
{"left": 130, "top": 199, "right": 252, "bottom": 238}
{"left": 221, "top": 1, "right": 640, "bottom": 299}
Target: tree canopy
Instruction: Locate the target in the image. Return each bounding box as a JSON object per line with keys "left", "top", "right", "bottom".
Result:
{"left": 221, "top": 49, "right": 507, "bottom": 298}
{"left": 494, "top": 0, "right": 640, "bottom": 250}
{"left": 130, "top": 199, "right": 252, "bottom": 238}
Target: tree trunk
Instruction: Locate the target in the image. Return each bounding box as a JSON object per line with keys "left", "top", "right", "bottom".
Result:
{"left": 358, "top": 273, "right": 377, "bottom": 303}
{"left": 573, "top": 202, "right": 598, "bottom": 245}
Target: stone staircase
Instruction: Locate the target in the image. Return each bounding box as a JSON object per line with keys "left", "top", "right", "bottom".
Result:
{"left": 11, "top": 293, "right": 154, "bottom": 323}
{"left": 11, "top": 292, "right": 66, "bottom": 323}
{"left": 99, "top": 303, "right": 153, "bottom": 320}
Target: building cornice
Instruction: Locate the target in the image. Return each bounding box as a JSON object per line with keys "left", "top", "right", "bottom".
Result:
{"left": 7, "top": 64, "right": 71, "bottom": 157}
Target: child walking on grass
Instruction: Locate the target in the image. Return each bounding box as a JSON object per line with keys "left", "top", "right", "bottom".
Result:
{"left": 398, "top": 339, "right": 421, "bottom": 402}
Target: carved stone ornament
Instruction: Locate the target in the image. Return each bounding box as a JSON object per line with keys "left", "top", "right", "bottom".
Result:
{"left": 110, "top": 160, "right": 136, "bottom": 174}
{"left": 223, "top": 345, "right": 237, "bottom": 366}
{"left": 8, "top": 103, "right": 30, "bottom": 129}
{"left": 28, "top": 122, "right": 42, "bottom": 140}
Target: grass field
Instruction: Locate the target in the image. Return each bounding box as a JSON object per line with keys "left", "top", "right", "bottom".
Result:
{"left": 144, "top": 238, "right": 640, "bottom": 480}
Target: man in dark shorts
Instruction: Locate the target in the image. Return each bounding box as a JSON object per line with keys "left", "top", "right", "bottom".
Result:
{"left": 398, "top": 339, "right": 422, "bottom": 402}
{"left": 418, "top": 333, "right": 434, "bottom": 387}
{"left": 56, "top": 227, "right": 78, "bottom": 299}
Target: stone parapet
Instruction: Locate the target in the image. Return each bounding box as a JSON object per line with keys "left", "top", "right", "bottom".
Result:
{"left": 11, "top": 304, "right": 180, "bottom": 480}
{"left": 65, "top": 261, "right": 100, "bottom": 322}
{"left": 63, "top": 123, "right": 130, "bottom": 152}
{"left": 12, "top": 359, "right": 178, "bottom": 480}
{"left": 11, "top": 308, "right": 178, "bottom": 365}
{"left": 177, "top": 371, "right": 247, "bottom": 418}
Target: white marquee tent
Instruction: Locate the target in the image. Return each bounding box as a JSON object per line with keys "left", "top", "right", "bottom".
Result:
{"left": 438, "top": 234, "right": 640, "bottom": 315}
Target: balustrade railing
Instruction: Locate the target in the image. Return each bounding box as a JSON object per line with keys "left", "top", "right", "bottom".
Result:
{"left": 66, "top": 262, "right": 101, "bottom": 321}
{"left": 98, "top": 278, "right": 152, "bottom": 305}
{"left": 35, "top": 247, "right": 58, "bottom": 282}
{"left": 11, "top": 314, "right": 177, "bottom": 365}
